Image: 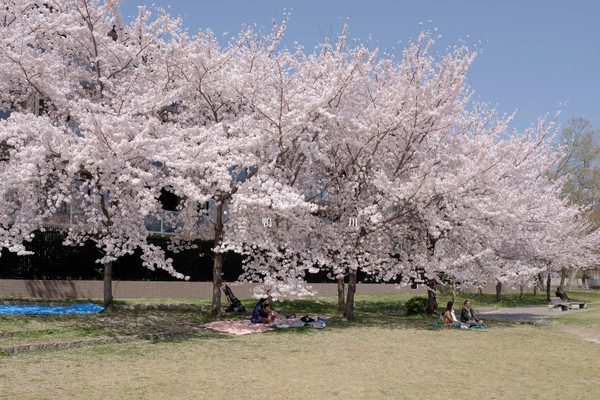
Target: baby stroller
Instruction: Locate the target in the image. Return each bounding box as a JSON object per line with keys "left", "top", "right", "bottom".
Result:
{"left": 222, "top": 284, "right": 246, "bottom": 312}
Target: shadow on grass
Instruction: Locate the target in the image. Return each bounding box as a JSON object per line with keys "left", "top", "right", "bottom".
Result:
{"left": 269, "top": 294, "right": 540, "bottom": 333}
{"left": 5, "top": 291, "right": 598, "bottom": 350}
{"left": 1, "top": 308, "right": 234, "bottom": 351}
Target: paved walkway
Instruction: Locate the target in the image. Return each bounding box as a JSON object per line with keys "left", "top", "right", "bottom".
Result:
{"left": 477, "top": 305, "right": 590, "bottom": 323}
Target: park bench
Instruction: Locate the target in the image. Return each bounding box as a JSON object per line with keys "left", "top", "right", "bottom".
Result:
{"left": 548, "top": 297, "right": 587, "bottom": 311}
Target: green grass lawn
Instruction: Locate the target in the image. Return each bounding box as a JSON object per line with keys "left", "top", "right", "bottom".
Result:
{"left": 1, "top": 291, "right": 599, "bottom": 399}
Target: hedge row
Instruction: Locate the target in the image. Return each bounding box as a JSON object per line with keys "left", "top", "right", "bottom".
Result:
{"left": 0, "top": 231, "right": 240, "bottom": 282}
{"left": 0, "top": 231, "right": 395, "bottom": 283}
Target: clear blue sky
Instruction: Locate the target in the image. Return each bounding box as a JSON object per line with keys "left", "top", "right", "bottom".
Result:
{"left": 119, "top": 0, "right": 599, "bottom": 135}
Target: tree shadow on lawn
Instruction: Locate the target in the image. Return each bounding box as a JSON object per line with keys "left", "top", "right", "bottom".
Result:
{"left": 4, "top": 293, "right": 555, "bottom": 352}
{"left": 270, "top": 297, "right": 526, "bottom": 332}
{"left": 270, "top": 298, "right": 338, "bottom": 315}
{"left": 94, "top": 309, "right": 236, "bottom": 343}
{"left": 270, "top": 296, "right": 409, "bottom": 318}
{"left": 309, "top": 312, "right": 522, "bottom": 332}
{"left": 1, "top": 308, "right": 235, "bottom": 349}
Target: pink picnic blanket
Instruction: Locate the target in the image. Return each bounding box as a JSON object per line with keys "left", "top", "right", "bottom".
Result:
{"left": 200, "top": 316, "right": 325, "bottom": 335}
{"left": 200, "top": 320, "right": 274, "bottom": 335}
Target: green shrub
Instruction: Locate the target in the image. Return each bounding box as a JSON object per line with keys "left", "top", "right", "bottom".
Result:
{"left": 405, "top": 296, "right": 429, "bottom": 316}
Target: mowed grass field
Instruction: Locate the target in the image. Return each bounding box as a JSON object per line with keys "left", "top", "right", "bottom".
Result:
{"left": 1, "top": 292, "right": 599, "bottom": 399}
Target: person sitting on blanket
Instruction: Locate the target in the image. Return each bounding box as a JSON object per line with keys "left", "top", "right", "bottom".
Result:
{"left": 250, "top": 298, "right": 275, "bottom": 324}
{"left": 443, "top": 301, "right": 468, "bottom": 329}
{"left": 460, "top": 300, "right": 484, "bottom": 326}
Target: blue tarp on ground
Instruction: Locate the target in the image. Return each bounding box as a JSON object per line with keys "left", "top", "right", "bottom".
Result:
{"left": 428, "top": 323, "right": 488, "bottom": 329}
{"left": 0, "top": 303, "right": 105, "bottom": 315}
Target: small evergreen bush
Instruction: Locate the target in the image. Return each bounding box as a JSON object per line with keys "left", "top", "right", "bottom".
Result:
{"left": 405, "top": 296, "right": 429, "bottom": 316}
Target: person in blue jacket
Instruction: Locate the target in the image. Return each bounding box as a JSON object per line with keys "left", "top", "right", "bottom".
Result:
{"left": 251, "top": 298, "right": 274, "bottom": 324}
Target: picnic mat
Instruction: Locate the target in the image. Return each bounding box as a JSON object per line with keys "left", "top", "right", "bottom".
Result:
{"left": 0, "top": 303, "right": 105, "bottom": 315}
{"left": 200, "top": 320, "right": 274, "bottom": 335}
{"left": 428, "top": 323, "right": 488, "bottom": 329}
{"left": 201, "top": 316, "right": 326, "bottom": 335}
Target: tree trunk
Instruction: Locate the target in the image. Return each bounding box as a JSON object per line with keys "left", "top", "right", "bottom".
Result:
{"left": 495, "top": 281, "right": 502, "bottom": 303}
{"left": 343, "top": 269, "right": 358, "bottom": 321}
{"left": 337, "top": 277, "right": 346, "bottom": 312}
{"left": 546, "top": 273, "right": 552, "bottom": 301}
{"left": 519, "top": 285, "right": 524, "bottom": 299}
{"left": 424, "top": 233, "right": 439, "bottom": 316}
{"left": 536, "top": 272, "right": 545, "bottom": 295}
{"left": 103, "top": 261, "right": 114, "bottom": 310}
{"left": 566, "top": 268, "right": 578, "bottom": 288}
{"left": 558, "top": 268, "right": 567, "bottom": 292}
{"left": 426, "top": 280, "right": 438, "bottom": 316}
{"left": 451, "top": 281, "right": 457, "bottom": 303}
{"left": 211, "top": 202, "right": 224, "bottom": 319}
{"left": 99, "top": 189, "right": 113, "bottom": 310}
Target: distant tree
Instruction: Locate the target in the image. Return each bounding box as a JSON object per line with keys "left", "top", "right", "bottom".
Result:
{"left": 549, "top": 117, "right": 600, "bottom": 290}
{"left": 551, "top": 118, "right": 600, "bottom": 207}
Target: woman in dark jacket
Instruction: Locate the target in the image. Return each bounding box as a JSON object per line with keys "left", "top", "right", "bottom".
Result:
{"left": 250, "top": 298, "right": 274, "bottom": 324}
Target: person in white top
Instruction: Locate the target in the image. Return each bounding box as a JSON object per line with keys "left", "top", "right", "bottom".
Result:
{"left": 443, "top": 301, "right": 468, "bottom": 329}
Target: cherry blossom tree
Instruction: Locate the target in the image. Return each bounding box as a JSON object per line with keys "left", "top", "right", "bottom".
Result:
{"left": 164, "top": 16, "right": 356, "bottom": 318}
{"left": 217, "top": 28, "right": 385, "bottom": 317}
{"left": 2, "top": 3, "right": 598, "bottom": 320}
{"left": 222, "top": 30, "right": 600, "bottom": 320}
{"left": 222, "top": 30, "right": 483, "bottom": 319}
{"left": 412, "top": 115, "right": 600, "bottom": 309}
{"left": 0, "top": 0, "right": 187, "bottom": 308}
